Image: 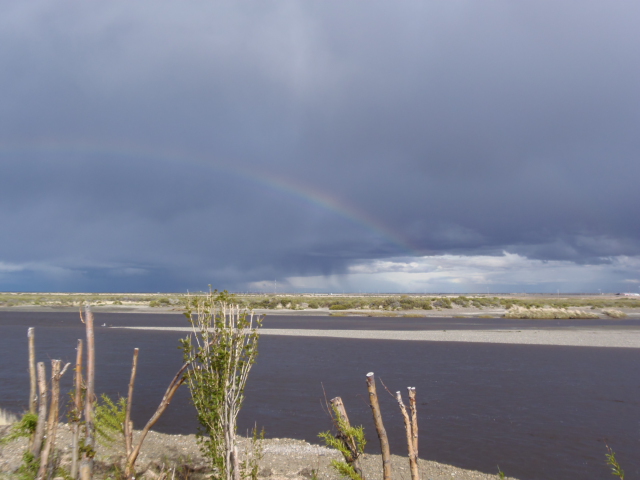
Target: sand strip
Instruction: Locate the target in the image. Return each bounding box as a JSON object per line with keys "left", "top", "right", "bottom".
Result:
{"left": 111, "top": 326, "right": 640, "bottom": 348}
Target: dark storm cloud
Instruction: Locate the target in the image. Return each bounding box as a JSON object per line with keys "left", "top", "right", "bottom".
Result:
{"left": 0, "top": 1, "right": 638, "bottom": 291}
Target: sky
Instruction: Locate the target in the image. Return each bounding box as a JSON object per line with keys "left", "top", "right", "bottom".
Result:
{"left": 0, "top": 1, "right": 639, "bottom": 294}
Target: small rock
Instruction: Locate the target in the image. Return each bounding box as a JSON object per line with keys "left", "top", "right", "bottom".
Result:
{"left": 298, "top": 467, "right": 316, "bottom": 478}
{"left": 259, "top": 466, "right": 274, "bottom": 477}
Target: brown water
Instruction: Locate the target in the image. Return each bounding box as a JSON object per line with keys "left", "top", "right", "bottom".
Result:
{"left": 0, "top": 311, "right": 638, "bottom": 480}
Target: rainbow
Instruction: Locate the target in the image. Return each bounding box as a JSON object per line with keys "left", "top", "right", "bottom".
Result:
{"left": 0, "top": 139, "right": 421, "bottom": 256}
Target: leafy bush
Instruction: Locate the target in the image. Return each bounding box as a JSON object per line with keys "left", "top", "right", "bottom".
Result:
{"left": 181, "top": 290, "right": 262, "bottom": 480}
{"left": 95, "top": 394, "right": 127, "bottom": 448}
{"left": 504, "top": 306, "right": 599, "bottom": 319}
{"left": 432, "top": 297, "right": 453, "bottom": 309}
{"left": 0, "top": 412, "right": 37, "bottom": 444}
{"left": 329, "top": 304, "right": 350, "bottom": 310}
{"left": 319, "top": 408, "right": 366, "bottom": 480}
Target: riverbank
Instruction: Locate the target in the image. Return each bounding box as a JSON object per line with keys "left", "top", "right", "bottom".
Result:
{"left": 0, "top": 424, "right": 515, "bottom": 480}
{"left": 2, "top": 304, "right": 640, "bottom": 321}
{"left": 1, "top": 293, "right": 639, "bottom": 320}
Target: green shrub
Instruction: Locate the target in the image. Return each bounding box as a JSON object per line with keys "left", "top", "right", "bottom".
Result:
{"left": 95, "top": 394, "right": 127, "bottom": 448}
{"left": 504, "top": 306, "right": 599, "bottom": 319}
{"left": 329, "top": 304, "right": 350, "bottom": 310}
{"left": 181, "top": 290, "right": 262, "bottom": 480}
{"left": 318, "top": 406, "right": 366, "bottom": 480}
{"left": 0, "top": 412, "right": 37, "bottom": 445}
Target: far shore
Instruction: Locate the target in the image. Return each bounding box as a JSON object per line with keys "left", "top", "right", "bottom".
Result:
{"left": 1, "top": 303, "right": 639, "bottom": 320}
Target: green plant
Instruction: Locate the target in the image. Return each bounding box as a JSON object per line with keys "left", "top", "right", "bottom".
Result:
{"left": 94, "top": 394, "right": 127, "bottom": 449}
{"left": 0, "top": 412, "right": 38, "bottom": 445}
{"left": 605, "top": 445, "right": 624, "bottom": 479}
{"left": 241, "top": 426, "right": 265, "bottom": 480}
{"left": 16, "top": 451, "right": 39, "bottom": 480}
{"left": 318, "top": 405, "right": 366, "bottom": 480}
{"left": 497, "top": 465, "right": 505, "bottom": 479}
{"left": 180, "top": 289, "right": 262, "bottom": 480}
{"left": 329, "top": 304, "right": 349, "bottom": 310}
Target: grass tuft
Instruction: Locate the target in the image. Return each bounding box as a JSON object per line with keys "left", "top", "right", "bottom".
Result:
{"left": 504, "top": 306, "right": 599, "bottom": 319}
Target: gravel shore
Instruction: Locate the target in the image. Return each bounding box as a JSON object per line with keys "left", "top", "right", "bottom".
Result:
{"left": 113, "top": 326, "right": 640, "bottom": 348}
{"left": 0, "top": 425, "right": 514, "bottom": 480}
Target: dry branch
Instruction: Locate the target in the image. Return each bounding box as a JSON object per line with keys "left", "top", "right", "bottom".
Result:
{"left": 366, "top": 372, "right": 391, "bottom": 480}
{"left": 124, "top": 362, "right": 188, "bottom": 479}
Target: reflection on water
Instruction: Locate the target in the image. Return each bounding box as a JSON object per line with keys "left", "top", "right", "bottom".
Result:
{"left": 0, "top": 311, "right": 638, "bottom": 480}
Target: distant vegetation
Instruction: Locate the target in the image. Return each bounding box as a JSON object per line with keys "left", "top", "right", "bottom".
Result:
{"left": 503, "top": 306, "right": 600, "bottom": 319}
{"left": 233, "top": 294, "right": 640, "bottom": 311}
{"left": 1, "top": 292, "right": 639, "bottom": 312}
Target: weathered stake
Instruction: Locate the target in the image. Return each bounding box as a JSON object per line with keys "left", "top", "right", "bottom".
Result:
{"left": 407, "top": 387, "right": 418, "bottom": 455}
{"left": 330, "top": 397, "right": 366, "bottom": 480}
{"left": 124, "top": 348, "right": 139, "bottom": 458}
{"left": 37, "top": 360, "right": 70, "bottom": 480}
{"left": 366, "top": 372, "right": 392, "bottom": 480}
{"left": 80, "top": 306, "right": 95, "bottom": 480}
{"left": 71, "top": 339, "right": 84, "bottom": 480}
{"left": 28, "top": 328, "right": 37, "bottom": 415}
{"left": 396, "top": 391, "right": 419, "bottom": 480}
{"left": 30, "top": 362, "right": 47, "bottom": 457}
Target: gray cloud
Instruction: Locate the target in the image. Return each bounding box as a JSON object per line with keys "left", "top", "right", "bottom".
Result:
{"left": 0, "top": 1, "right": 639, "bottom": 292}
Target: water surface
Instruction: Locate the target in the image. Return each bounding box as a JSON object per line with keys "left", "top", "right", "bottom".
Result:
{"left": 0, "top": 311, "right": 638, "bottom": 480}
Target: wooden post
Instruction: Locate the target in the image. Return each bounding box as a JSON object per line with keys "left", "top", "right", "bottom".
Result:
{"left": 408, "top": 387, "right": 418, "bottom": 456}
{"left": 330, "top": 397, "right": 365, "bottom": 479}
{"left": 124, "top": 362, "right": 188, "bottom": 479}
{"left": 80, "top": 306, "right": 95, "bottom": 480}
{"left": 30, "top": 362, "right": 47, "bottom": 457}
{"left": 71, "top": 339, "right": 84, "bottom": 480}
{"left": 396, "top": 391, "right": 419, "bottom": 480}
{"left": 36, "top": 360, "right": 70, "bottom": 480}
{"left": 28, "top": 328, "right": 37, "bottom": 414}
{"left": 366, "top": 372, "right": 391, "bottom": 480}
{"left": 124, "top": 348, "right": 139, "bottom": 458}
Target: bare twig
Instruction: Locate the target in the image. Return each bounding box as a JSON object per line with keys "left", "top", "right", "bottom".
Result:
{"left": 320, "top": 382, "right": 332, "bottom": 418}
{"left": 377, "top": 377, "right": 396, "bottom": 399}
